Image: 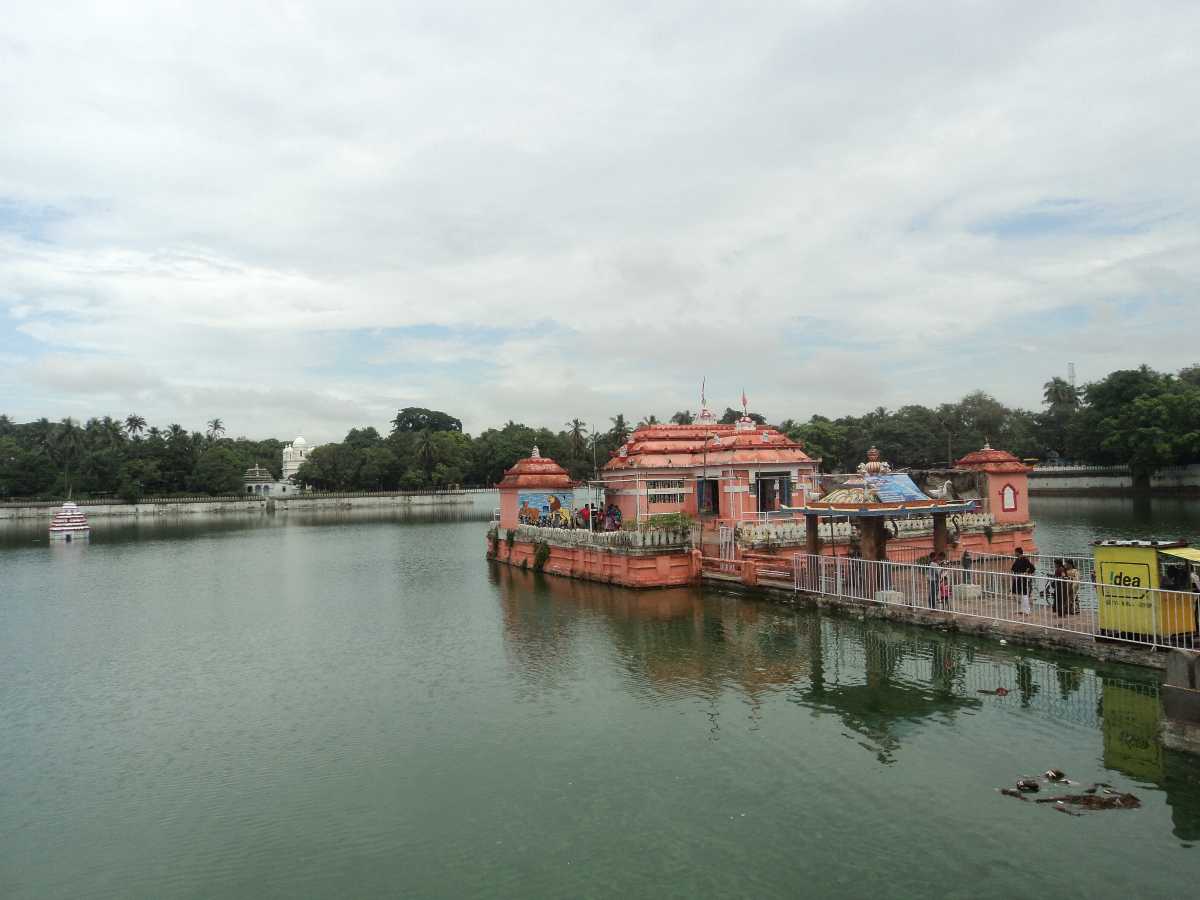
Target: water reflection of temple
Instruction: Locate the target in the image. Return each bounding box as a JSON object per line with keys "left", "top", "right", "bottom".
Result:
{"left": 492, "top": 566, "right": 1200, "bottom": 836}
{"left": 496, "top": 568, "right": 989, "bottom": 761}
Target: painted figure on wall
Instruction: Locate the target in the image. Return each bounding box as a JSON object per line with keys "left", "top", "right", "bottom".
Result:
{"left": 517, "top": 492, "right": 573, "bottom": 526}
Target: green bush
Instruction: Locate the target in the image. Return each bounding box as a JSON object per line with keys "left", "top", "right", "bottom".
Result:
{"left": 532, "top": 541, "right": 551, "bottom": 572}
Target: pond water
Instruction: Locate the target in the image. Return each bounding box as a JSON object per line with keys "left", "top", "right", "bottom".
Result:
{"left": 1, "top": 499, "right": 1198, "bottom": 897}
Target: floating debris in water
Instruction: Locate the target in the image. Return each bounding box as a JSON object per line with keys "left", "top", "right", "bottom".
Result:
{"left": 998, "top": 773, "right": 1139, "bottom": 814}
{"left": 1036, "top": 792, "right": 1140, "bottom": 810}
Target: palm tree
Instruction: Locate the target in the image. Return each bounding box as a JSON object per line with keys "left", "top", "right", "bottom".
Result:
{"left": 206, "top": 418, "right": 225, "bottom": 440}
{"left": 98, "top": 416, "right": 125, "bottom": 449}
{"left": 609, "top": 414, "right": 630, "bottom": 445}
{"left": 669, "top": 410, "right": 693, "bottom": 425}
{"left": 124, "top": 414, "right": 147, "bottom": 438}
{"left": 415, "top": 428, "right": 438, "bottom": 476}
{"left": 637, "top": 414, "right": 661, "bottom": 427}
{"left": 565, "top": 419, "right": 588, "bottom": 458}
{"left": 53, "top": 418, "right": 84, "bottom": 494}
{"left": 1043, "top": 377, "right": 1081, "bottom": 410}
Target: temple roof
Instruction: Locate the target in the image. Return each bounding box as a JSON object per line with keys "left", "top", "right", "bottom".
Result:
{"left": 602, "top": 424, "right": 814, "bottom": 472}
{"left": 499, "top": 446, "right": 575, "bottom": 489}
{"left": 788, "top": 459, "right": 980, "bottom": 518}
{"left": 954, "top": 443, "right": 1031, "bottom": 474}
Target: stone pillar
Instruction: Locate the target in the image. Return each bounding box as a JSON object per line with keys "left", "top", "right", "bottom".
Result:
{"left": 805, "top": 514, "right": 820, "bottom": 555}
{"left": 859, "top": 518, "right": 887, "bottom": 561}
{"left": 933, "top": 513, "right": 948, "bottom": 556}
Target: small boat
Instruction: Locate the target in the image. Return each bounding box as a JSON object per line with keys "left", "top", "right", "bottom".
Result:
{"left": 49, "top": 501, "right": 90, "bottom": 542}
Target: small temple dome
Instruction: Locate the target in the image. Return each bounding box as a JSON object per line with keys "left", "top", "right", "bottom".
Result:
{"left": 955, "top": 443, "right": 1030, "bottom": 473}
{"left": 499, "top": 447, "right": 574, "bottom": 490}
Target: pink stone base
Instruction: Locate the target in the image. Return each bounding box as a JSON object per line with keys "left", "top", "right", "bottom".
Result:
{"left": 487, "top": 537, "right": 701, "bottom": 588}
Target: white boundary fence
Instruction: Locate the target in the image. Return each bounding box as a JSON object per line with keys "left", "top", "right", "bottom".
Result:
{"left": 787, "top": 553, "right": 1199, "bottom": 653}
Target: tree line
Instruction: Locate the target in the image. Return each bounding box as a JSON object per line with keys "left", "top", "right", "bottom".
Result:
{"left": 2, "top": 364, "right": 1198, "bottom": 499}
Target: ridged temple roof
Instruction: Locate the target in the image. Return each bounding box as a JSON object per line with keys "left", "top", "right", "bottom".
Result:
{"left": 499, "top": 447, "right": 574, "bottom": 489}
{"left": 954, "top": 443, "right": 1030, "bottom": 474}
{"left": 603, "top": 424, "right": 814, "bottom": 471}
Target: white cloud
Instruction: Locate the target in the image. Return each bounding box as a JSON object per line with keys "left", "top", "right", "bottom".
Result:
{"left": 1, "top": 0, "right": 1198, "bottom": 439}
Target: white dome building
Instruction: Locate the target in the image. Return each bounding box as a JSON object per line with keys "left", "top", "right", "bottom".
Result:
{"left": 282, "top": 436, "right": 312, "bottom": 482}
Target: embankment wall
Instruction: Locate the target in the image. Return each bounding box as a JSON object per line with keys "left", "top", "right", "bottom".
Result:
{"left": 1030, "top": 464, "right": 1200, "bottom": 494}
{"left": 0, "top": 491, "right": 482, "bottom": 520}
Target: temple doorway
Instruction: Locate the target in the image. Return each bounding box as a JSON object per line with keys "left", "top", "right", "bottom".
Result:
{"left": 697, "top": 478, "right": 721, "bottom": 517}
{"left": 756, "top": 472, "right": 791, "bottom": 513}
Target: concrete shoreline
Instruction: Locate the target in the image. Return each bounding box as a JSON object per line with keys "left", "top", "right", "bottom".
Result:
{"left": 1029, "top": 463, "right": 1200, "bottom": 495}
{"left": 0, "top": 491, "right": 486, "bottom": 520}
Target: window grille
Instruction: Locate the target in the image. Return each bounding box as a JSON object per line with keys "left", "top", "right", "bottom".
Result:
{"left": 646, "top": 479, "right": 685, "bottom": 505}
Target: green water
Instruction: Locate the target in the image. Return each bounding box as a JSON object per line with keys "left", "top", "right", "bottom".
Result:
{"left": 2, "top": 503, "right": 1198, "bottom": 898}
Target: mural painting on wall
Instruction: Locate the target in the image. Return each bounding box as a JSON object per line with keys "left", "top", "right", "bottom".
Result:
{"left": 518, "top": 492, "right": 574, "bottom": 527}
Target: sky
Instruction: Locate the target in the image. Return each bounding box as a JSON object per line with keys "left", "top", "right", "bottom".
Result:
{"left": 2, "top": 1, "right": 1198, "bottom": 442}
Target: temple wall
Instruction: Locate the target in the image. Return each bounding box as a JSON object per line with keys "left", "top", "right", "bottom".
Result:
{"left": 499, "top": 490, "right": 519, "bottom": 528}
{"left": 983, "top": 472, "right": 1030, "bottom": 525}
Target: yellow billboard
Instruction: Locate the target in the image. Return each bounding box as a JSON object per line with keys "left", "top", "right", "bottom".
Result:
{"left": 1094, "top": 543, "right": 1197, "bottom": 637}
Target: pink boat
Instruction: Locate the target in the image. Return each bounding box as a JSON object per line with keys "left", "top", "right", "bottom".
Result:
{"left": 49, "top": 501, "right": 90, "bottom": 542}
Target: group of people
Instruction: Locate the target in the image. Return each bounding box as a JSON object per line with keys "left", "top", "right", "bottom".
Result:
{"left": 1009, "top": 548, "right": 1080, "bottom": 617}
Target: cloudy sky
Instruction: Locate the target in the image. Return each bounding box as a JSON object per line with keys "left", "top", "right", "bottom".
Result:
{"left": 2, "top": 1, "right": 1198, "bottom": 441}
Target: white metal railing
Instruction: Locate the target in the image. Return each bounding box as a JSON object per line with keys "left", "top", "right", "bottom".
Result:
{"left": 784, "top": 553, "right": 1199, "bottom": 653}
{"left": 734, "top": 512, "right": 997, "bottom": 548}
{"left": 508, "top": 523, "right": 692, "bottom": 550}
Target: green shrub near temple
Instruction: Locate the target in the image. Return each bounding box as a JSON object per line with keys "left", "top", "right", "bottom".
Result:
{"left": 532, "top": 541, "right": 551, "bottom": 572}
{"left": 627, "top": 512, "right": 694, "bottom": 532}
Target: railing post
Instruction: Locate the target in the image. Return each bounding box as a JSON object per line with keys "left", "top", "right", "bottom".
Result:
{"left": 1151, "top": 587, "right": 1159, "bottom": 649}
{"left": 836, "top": 556, "right": 843, "bottom": 597}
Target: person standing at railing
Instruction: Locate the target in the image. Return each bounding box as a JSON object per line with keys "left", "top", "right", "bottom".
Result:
{"left": 1011, "top": 548, "right": 1036, "bottom": 615}
{"left": 1051, "top": 559, "right": 1068, "bottom": 617}
{"left": 1064, "top": 559, "right": 1081, "bottom": 615}
{"left": 927, "top": 552, "right": 943, "bottom": 609}
{"left": 939, "top": 559, "right": 952, "bottom": 608}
